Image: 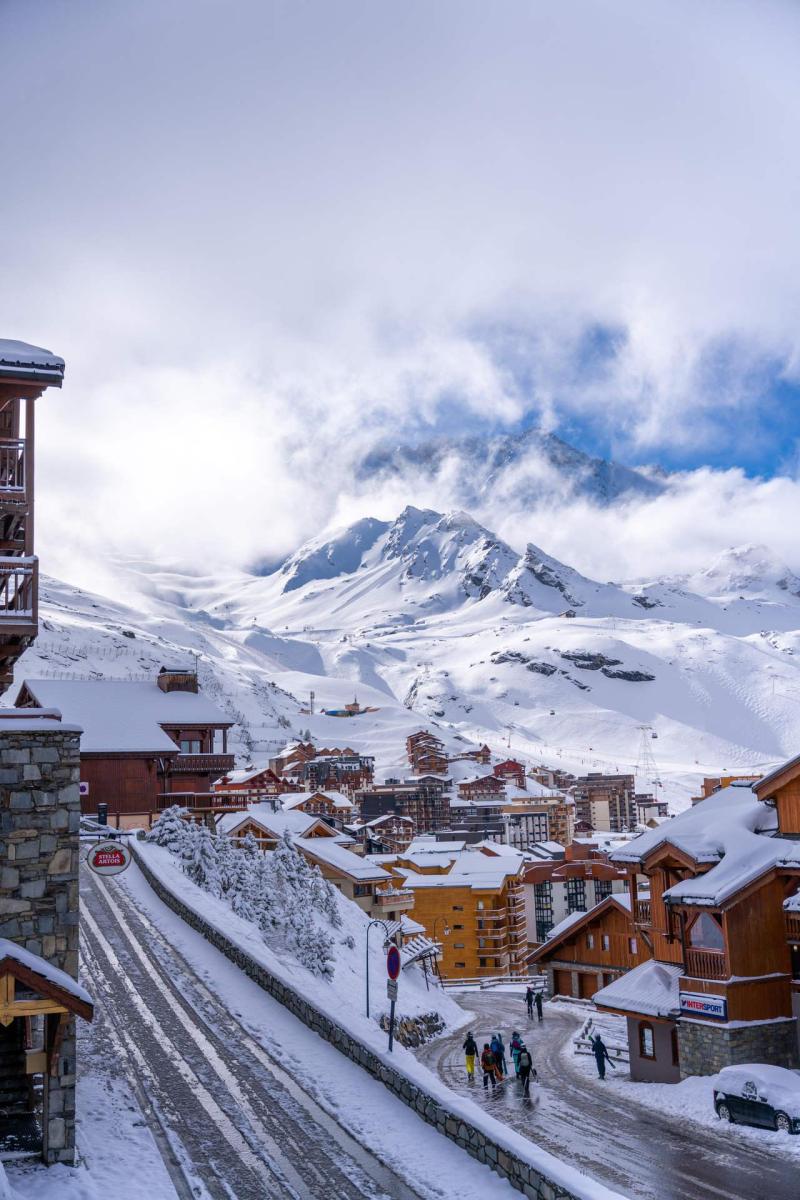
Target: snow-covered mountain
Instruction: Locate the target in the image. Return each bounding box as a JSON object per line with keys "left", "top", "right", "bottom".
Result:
{"left": 358, "top": 428, "right": 664, "bottom": 508}
{"left": 11, "top": 506, "right": 800, "bottom": 813}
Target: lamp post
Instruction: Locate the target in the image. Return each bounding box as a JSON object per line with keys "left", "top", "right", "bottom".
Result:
{"left": 365, "top": 918, "right": 389, "bottom": 1018}
{"left": 432, "top": 916, "right": 451, "bottom": 980}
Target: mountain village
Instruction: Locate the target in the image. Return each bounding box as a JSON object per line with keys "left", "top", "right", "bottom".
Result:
{"left": 1, "top": 341, "right": 800, "bottom": 1200}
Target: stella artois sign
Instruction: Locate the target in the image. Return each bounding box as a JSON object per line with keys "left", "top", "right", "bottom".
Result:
{"left": 87, "top": 840, "right": 131, "bottom": 876}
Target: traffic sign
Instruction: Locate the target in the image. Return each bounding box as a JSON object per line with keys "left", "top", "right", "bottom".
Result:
{"left": 386, "top": 979, "right": 398, "bottom": 1001}
{"left": 386, "top": 944, "right": 401, "bottom": 980}
{"left": 86, "top": 840, "right": 131, "bottom": 876}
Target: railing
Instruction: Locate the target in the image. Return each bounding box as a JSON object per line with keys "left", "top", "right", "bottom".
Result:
{"left": 635, "top": 899, "right": 652, "bottom": 925}
{"left": 0, "top": 557, "right": 36, "bottom": 621}
{"left": 170, "top": 753, "right": 236, "bottom": 774}
{"left": 685, "top": 947, "right": 728, "bottom": 980}
{"left": 372, "top": 888, "right": 414, "bottom": 908}
{"left": 786, "top": 912, "right": 800, "bottom": 941}
{"left": 0, "top": 439, "right": 26, "bottom": 495}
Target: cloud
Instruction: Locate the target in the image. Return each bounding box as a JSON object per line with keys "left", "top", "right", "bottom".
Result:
{"left": 2, "top": 0, "right": 800, "bottom": 579}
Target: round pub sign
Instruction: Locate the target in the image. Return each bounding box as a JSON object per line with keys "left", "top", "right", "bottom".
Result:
{"left": 87, "top": 840, "right": 131, "bottom": 876}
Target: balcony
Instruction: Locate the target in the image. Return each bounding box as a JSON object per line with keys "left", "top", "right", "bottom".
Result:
{"left": 170, "top": 753, "right": 236, "bottom": 775}
{"left": 0, "top": 557, "right": 36, "bottom": 625}
{"left": 0, "top": 439, "right": 26, "bottom": 501}
{"left": 372, "top": 887, "right": 415, "bottom": 911}
{"left": 786, "top": 912, "right": 800, "bottom": 942}
{"left": 634, "top": 900, "right": 652, "bottom": 926}
{"left": 685, "top": 947, "right": 728, "bottom": 980}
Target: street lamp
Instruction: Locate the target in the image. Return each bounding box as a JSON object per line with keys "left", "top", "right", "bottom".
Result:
{"left": 365, "top": 918, "right": 390, "bottom": 1018}
{"left": 432, "top": 916, "right": 451, "bottom": 980}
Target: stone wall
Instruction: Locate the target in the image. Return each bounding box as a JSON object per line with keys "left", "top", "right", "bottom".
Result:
{"left": 678, "top": 1017, "right": 800, "bottom": 1078}
{"left": 0, "top": 727, "right": 82, "bottom": 1165}
{"left": 132, "top": 841, "right": 612, "bottom": 1200}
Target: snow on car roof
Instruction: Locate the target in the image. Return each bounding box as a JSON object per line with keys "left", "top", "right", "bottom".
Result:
{"left": 18, "top": 678, "right": 232, "bottom": 753}
{"left": 594, "top": 959, "right": 683, "bottom": 1018}
{"left": 717, "top": 1064, "right": 800, "bottom": 1114}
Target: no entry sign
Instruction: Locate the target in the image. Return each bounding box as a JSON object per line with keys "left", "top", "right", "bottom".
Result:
{"left": 386, "top": 943, "right": 401, "bottom": 981}
{"left": 87, "top": 840, "right": 131, "bottom": 876}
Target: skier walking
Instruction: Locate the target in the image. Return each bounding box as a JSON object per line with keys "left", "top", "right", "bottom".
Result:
{"left": 463, "top": 1032, "right": 478, "bottom": 1082}
{"left": 510, "top": 1030, "right": 523, "bottom": 1076}
{"left": 534, "top": 989, "right": 544, "bottom": 1022}
{"left": 525, "top": 985, "right": 534, "bottom": 1019}
{"left": 491, "top": 1033, "right": 507, "bottom": 1077}
{"left": 480, "top": 1043, "right": 497, "bottom": 1091}
{"left": 517, "top": 1042, "right": 535, "bottom": 1097}
{"left": 590, "top": 1033, "right": 616, "bottom": 1081}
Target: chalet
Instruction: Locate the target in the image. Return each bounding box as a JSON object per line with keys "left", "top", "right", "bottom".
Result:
{"left": 0, "top": 340, "right": 64, "bottom": 693}
{"left": 16, "top": 668, "right": 235, "bottom": 823}
{"left": 299, "top": 751, "right": 375, "bottom": 795}
{"left": 594, "top": 771, "right": 800, "bottom": 1083}
{"left": 280, "top": 789, "right": 355, "bottom": 827}
{"left": 218, "top": 805, "right": 413, "bottom": 920}
{"left": 213, "top": 765, "right": 298, "bottom": 801}
{"left": 529, "top": 895, "right": 648, "bottom": 1000}
{"left": 493, "top": 758, "right": 526, "bottom": 789}
{"left": 356, "top": 813, "right": 415, "bottom": 855}
{"left": 457, "top": 774, "right": 506, "bottom": 801}
{"left": 406, "top": 730, "right": 449, "bottom": 776}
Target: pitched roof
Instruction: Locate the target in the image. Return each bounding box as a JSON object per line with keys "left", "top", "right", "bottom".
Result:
{"left": 216, "top": 806, "right": 327, "bottom": 839}
{"left": 0, "top": 938, "right": 93, "bottom": 1019}
{"left": 18, "top": 678, "right": 232, "bottom": 753}
{"left": 528, "top": 894, "right": 632, "bottom": 962}
{"left": 294, "top": 836, "right": 391, "bottom": 881}
{"left": 281, "top": 790, "right": 354, "bottom": 811}
{"left": 593, "top": 958, "right": 683, "bottom": 1018}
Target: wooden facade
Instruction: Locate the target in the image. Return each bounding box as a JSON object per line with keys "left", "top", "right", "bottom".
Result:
{"left": 530, "top": 897, "right": 653, "bottom": 999}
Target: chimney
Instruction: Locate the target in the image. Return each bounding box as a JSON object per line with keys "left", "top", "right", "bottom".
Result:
{"left": 157, "top": 666, "right": 199, "bottom": 694}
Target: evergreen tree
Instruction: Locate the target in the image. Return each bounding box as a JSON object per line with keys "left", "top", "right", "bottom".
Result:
{"left": 184, "top": 826, "right": 222, "bottom": 896}
{"left": 148, "top": 805, "right": 189, "bottom": 853}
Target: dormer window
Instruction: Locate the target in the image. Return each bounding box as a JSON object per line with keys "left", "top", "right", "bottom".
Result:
{"left": 687, "top": 912, "right": 724, "bottom": 951}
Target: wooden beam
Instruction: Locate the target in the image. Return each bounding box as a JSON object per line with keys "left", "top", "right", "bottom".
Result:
{"left": 0, "top": 958, "right": 93, "bottom": 1022}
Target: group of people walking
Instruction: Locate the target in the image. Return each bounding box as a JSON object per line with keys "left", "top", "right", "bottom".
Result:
{"left": 462, "top": 988, "right": 544, "bottom": 1100}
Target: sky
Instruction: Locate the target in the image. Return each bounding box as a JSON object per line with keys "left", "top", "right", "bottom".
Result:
{"left": 1, "top": 0, "right": 800, "bottom": 586}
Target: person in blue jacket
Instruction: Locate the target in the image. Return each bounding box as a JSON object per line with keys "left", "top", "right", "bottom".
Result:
{"left": 590, "top": 1033, "right": 615, "bottom": 1080}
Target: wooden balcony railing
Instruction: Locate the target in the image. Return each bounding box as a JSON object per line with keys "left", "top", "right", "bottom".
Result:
{"left": 372, "top": 888, "right": 414, "bottom": 909}
{"left": 634, "top": 899, "right": 652, "bottom": 925}
{"left": 170, "top": 753, "right": 236, "bottom": 774}
{"left": 0, "top": 557, "right": 36, "bottom": 622}
{"left": 0, "top": 439, "right": 26, "bottom": 496}
{"left": 685, "top": 947, "right": 728, "bottom": 980}
{"left": 786, "top": 912, "right": 800, "bottom": 942}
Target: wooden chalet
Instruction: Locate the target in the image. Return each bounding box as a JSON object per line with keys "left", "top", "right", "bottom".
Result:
{"left": 594, "top": 769, "right": 800, "bottom": 1082}
{"left": 281, "top": 789, "right": 355, "bottom": 827}
{"left": 406, "top": 730, "right": 449, "bottom": 775}
{"left": 457, "top": 774, "right": 506, "bottom": 801}
{"left": 16, "top": 668, "right": 235, "bottom": 823}
{"left": 357, "top": 812, "right": 415, "bottom": 855}
{"left": 493, "top": 758, "right": 526, "bottom": 788}
{"left": 0, "top": 340, "right": 64, "bottom": 693}
{"left": 529, "top": 895, "right": 647, "bottom": 1000}
{"left": 213, "top": 765, "right": 298, "bottom": 801}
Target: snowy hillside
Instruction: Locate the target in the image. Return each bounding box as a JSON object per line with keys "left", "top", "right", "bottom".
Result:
{"left": 7, "top": 508, "right": 800, "bottom": 811}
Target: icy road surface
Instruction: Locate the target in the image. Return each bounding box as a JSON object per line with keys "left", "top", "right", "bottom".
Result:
{"left": 418, "top": 991, "right": 797, "bottom": 1200}
{"left": 79, "top": 863, "right": 518, "bottom": 1200}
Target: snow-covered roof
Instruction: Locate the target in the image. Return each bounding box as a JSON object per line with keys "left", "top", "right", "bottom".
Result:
{"left": 0, "top": 938, "right": 93, "bottom": 1009}
{"left": 216, "top": 765, "right": 274, "bottom": 785}
{"left": 593, "top": 959, "right": 683, "bottom": 1018}
{"left": 407, "top": 838, "right": 466, "bottom": 854}
{"left": 401, "top": 848, "right": 522, "bottom": 890}
{"left": 18, "top": 679, "right": 232, "bottom": 753}
{"left": 545, "top": 909, "right": 588, "bottom": 941}
{"left": 217, "top": 806, "right": 326, "bottom": 839}
{"left": 0, "top": 338, "right": 65, "bottom": 384}
{"left": 534, "top": 840, "right": 566, "bottom": 855}
{"left": 294, "top": 836, "right": 391, "bottom": 881}
{"left": 281, "top": 790, "right": 354, "bottom": 811}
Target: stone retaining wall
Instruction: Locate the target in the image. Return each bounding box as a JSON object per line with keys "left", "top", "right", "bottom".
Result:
{"left": 131, "top": 841, "right": 602, "bottom": 1200}
{"left": 679, "top": 1016, "right": 800, "bottom": 1077}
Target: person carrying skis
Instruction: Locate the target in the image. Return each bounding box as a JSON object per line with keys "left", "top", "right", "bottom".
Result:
{"left": 491, "top": 1033, "right": 507, "bottom": 1077}
{"left": 525, "top": 985, "right": 534, "bottom": 1018}
{"left": 510, "top": 1030, "right": 523, "bottom": 1076}
{"left": 590, "top": 1033, "right": 615, "bottom": 1080}
{"left": 534, "top": 988, "right": 544, "bottom": 1022}
{"left": 517, "top": 1042, "right": 535, "bottom": 1097}
{"left": 480, "top": 1043, "right": 497, "bottom": 1090}
{"left": 463, "top": 1032, "right": 478, "bottom": 1082}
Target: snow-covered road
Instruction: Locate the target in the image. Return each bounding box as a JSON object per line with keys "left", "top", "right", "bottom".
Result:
{"left": 418, "top": 992, "right": 797, "bottom": 1200}
{"left": 79, "top": 864, "right": 518, "bottom": 1200}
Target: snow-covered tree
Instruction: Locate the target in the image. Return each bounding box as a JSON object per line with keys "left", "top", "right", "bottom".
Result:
{"left": 183, "top": 825, "right": 222, "bottom": 896}
{"left": 148, "top": 805, "right": 189, "bottom": 853}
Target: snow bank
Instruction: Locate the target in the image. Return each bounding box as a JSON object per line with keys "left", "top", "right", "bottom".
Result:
{"left": 133, "top": 839, "right": 626, "bottom": 1200}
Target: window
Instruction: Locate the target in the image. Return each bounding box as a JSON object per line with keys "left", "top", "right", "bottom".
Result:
{"left": 453, "top": 924, "right": 464, "bottom": 930}
{"left": 586, "top": 933, "right": 595, "bottom": 950}
{"left": 453, "top": 943, "right": 465, "bottom": 949}
{"left": 687, "top": 912, "right": 724, "bottom": 951}
{"left": 454, "top": 962, "right": 466, "bottom": 969}
{"left": 638, "top": 1022, "right": 655, "bottom": 1059}
{"left": 180, "top": 738, "right": 201, "bottom": 754}
{"left": 628, "top": 937, "right": 638, "bottom": 955}
{"left": 452, "top": 905, "right": 464, "bottom": 912}
{"left": 353, "top": 884, "right": 372, "bottom": 897}
{"left": 594, "top": 878, "right": 612, "bottom": 902}
{"left": 567, "top": 878, "right": 586, "bottom": 914}
{"left": 601, "top": 934, "right": 610, "bottom": 951}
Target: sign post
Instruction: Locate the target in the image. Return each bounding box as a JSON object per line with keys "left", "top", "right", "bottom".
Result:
{"left": 386, "top": 944, "right": 401, "bottom": 1052}
{"left": 86, "top": 840, "right": 131, "bottom": 876}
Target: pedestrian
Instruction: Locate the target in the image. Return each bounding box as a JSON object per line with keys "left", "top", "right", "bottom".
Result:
{"left": 590, "top": 1034, "right": 616, "bottom": 1081}
{"left": 510, "top": 1030, "right": 523, "bottom": 1076}
{"left": 463, "top": 1032, "right": 478, "bottom": 1082}
{"left": 480, "top": 1043, "right": 497, "bottom": 1091}
{"left": 525, "top": 985, "right": 534, "bottom": 1019}
{"left": 534, "top": 989, "right": 544, "bottom": 1022}
{"left": 517, "top": 1042, "right": 535, "bottom": 1097}
{"left": 491, "top": 1033, "right": 507, "bottom": 1077}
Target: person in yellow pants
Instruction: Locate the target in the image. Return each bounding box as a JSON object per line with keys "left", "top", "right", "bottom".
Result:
{"left": 463, "top": 1031, "right": 478, "bottom": 1082}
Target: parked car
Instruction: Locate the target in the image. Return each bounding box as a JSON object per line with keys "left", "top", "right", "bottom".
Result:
{"left": 714, "top": 1064, "right": 800, "bottom": 1134}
